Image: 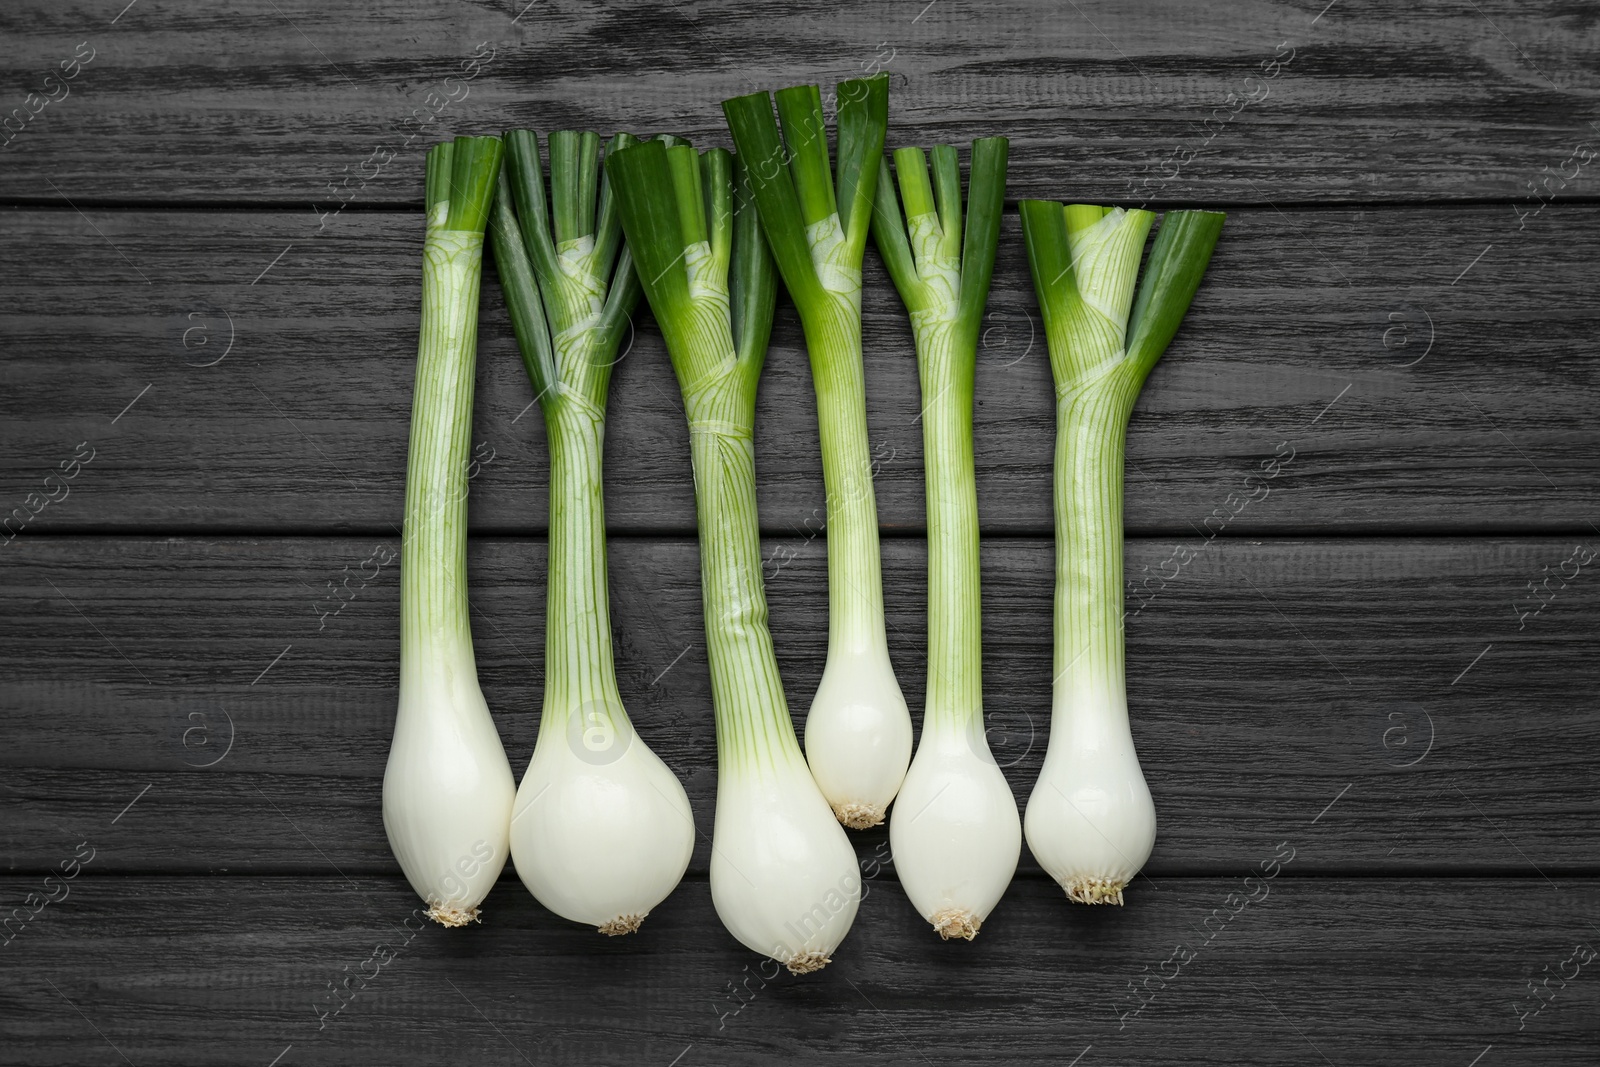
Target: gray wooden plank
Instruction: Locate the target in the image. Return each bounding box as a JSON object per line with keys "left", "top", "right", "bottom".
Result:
{"left": 0, "top": 205, "right": 1594, "bottom": 536}
{"left": 0, "top": 873, "right": 1594, "bottom": 1065}
{"left": 1, "top": 535, "right": 1594, "bottom": 873}
{"left": 1, "top": 0, "right": 1596, "bottom": 204}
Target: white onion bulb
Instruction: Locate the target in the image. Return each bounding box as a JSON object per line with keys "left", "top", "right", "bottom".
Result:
{"left": 890, "top": 723, "right": 1020, "bottom": 938}
{"left": 509, "top": 702, "right": 694, "bottom": 934}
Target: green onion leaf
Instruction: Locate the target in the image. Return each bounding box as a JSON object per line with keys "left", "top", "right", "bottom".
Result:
{"left": 729, "top": 154, "right": 775, "bottom": 372}
{"left": 488, "top": 169, "right": 558, "bottom": 406}
{"left": 834, "top": 74, "right": 890, "bottom": 259}
{"left": 442, "top": 135, "right": 503, "bottom": 233}
{"left": 721, "top": 90, "right": 825, "bottom": 311}
{"left": 604, "top": 138, "right": 691, "bottom": 328}
{"left": 1125, "top": 210, "right": 1227, "bottom": 372}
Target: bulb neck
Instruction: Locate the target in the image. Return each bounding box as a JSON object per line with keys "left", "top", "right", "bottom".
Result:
{"left": 801, "top": 299, "right": 890, "bottom": 654}
{"left": 400, "top": 234, "right": 484, "bottom": 674}
{"left": 912, "top": 313, "right": 982, "bottom": 730}
{"left": 1051, "top": 375, "right": 1139, "bottom": 730}
{"left": 540, "top": 403, "right": 625, "bottom": 735}
{"left": 683, "top": 366, "right": 805, "bottom": 778}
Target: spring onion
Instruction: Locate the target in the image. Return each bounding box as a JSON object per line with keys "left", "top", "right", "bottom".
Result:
{"left": 1018, "top": 200, "right": 1224, "bottom": 905}
{"left": 723, "top": 74, "right": 912, "bottom": 830}
{"left": 606, "top": 138, "right": 860, "bottom": 974}
{"left": 871, "top": 138, "right": 1020, "bottom": 939}
{"left": 384, "top": 135, "right": 516, "bottom": 927}
{"left": 488, "top": 129, "right": 695, "bottom": 934}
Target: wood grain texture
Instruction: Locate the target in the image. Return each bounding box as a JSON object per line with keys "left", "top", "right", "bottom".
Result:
{"left": 2, "top": 535, "right": 1594, "bottom": 874}
{"left": 2, "top": 1, "right": 1596, "bottom": 205}
{"left": 2, "top": 1, "right": 1596, "bottom": 1062}
{"left": 1, "top": 873, "right": 1594, "bottom": 1066}
{"left": 0, "top": 206, "right": 1594, "bottom": 535}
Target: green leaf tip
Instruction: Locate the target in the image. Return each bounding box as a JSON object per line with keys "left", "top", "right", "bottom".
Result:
{"left": 424, "top": 140, "right": 453, "bottom": 217}
{"left": 1125, "top": 209, "right": 1226, "bottom": 368}
{"left": 502, "top": 129, "right": 637, "bottom": 291}
{"left": 489, "top": 169, "right": 558, "bottom": 404}
{"left": 605, "top": 139, "right": 776, "bottom": 389}
{"left": 427, "top": 135, "right": 503, "bottom": 234}
{"left": 605, "top": 138, "right": 692, "bottom": 320}
{"left": 1020, "top": 199, "right": 1224, "bottom": 382}
{"left": 871, "top": 136, "right": 1009, "bottom": 335}
{"left": 721, "top": 72, "right": 889, "bottom": 314}
{"left": 729, "top": 153, "right": 776, "bottom": 371}
{"left": 548, "top": 129, "right": 603, "bottom": 245}
{"left": 488, "top": 130, "right": 642, "bottom": 414}
{"left": 957, "top": 137, "right": 1008, "bottom": 328}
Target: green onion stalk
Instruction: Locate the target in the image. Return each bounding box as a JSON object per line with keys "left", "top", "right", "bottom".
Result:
{"left": 1018, "top": 200, "right": 1224, "bottom": 905}
{"left": 384, "top": 136, "right": 517, "bottom": 927}
{"left": 870, "top": 137, "right": 1020, "bottom": 940}
{"left": 487, "top": 130, "right": 694, "bottom": 935}
{"left": 723, "top": 74, "right": 912, "bottom": 830}
{"left": 606, "top": 138, "right": 861, "bottom": 974}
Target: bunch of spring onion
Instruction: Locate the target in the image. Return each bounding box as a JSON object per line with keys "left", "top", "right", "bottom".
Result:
{"left": 606, "top": 137, "right": 861, "bottom": 974}
{"left": 487, "top": 129, "right": 695, "bottom": 934}
{"left": 384, "top": 135, "right": 516, "bottom": 926}
{"left": 871, "top": 138, "right": 1021, "bottom": 940}
{"left": 723, "top": 75, "right": 912, "bottom": 830}
{"left": 1018, "top": 200, "right": 1224, "bottom": 905}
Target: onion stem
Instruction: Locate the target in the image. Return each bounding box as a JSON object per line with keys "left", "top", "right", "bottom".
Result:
{"left": 1018, "top": 200, "right": 1225, "bottom": 906}
{"left": 872, "top": 138, "right": 1021, "bottom": 938}
{"left": 487, "top": 129, "right": 694, "bottom": 933}
{"left": 723, "top": 74, "right": 912, "bottom": 830}
{"left": 607, "top": 137, "right": 862, "bottom": 974}
{"left": 385, "top": 136, "right": 516, "bottom": 927}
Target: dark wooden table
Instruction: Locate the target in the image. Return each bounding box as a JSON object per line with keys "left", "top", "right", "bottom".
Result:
{"left": 2, "top": 1, "right": 1596, "bottom": 1063}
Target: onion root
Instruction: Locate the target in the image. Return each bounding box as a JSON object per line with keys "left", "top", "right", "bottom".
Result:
{"left": 426, "top": 903, "right": 482, "bottom": 928}
{"left": 834, "top": 802, "right": 885, "bottom": 830}
{"left": 931, "top": 908, "right": 982, "bottom": 940}
{"left": 597, "top": 914, "right": 646, "bottom": 936}
{"left": 785, "top": 951, "right": 832, "bottom": 975}
{"left": 1063, "top": 878, "right": 1126, "bottom": 906}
